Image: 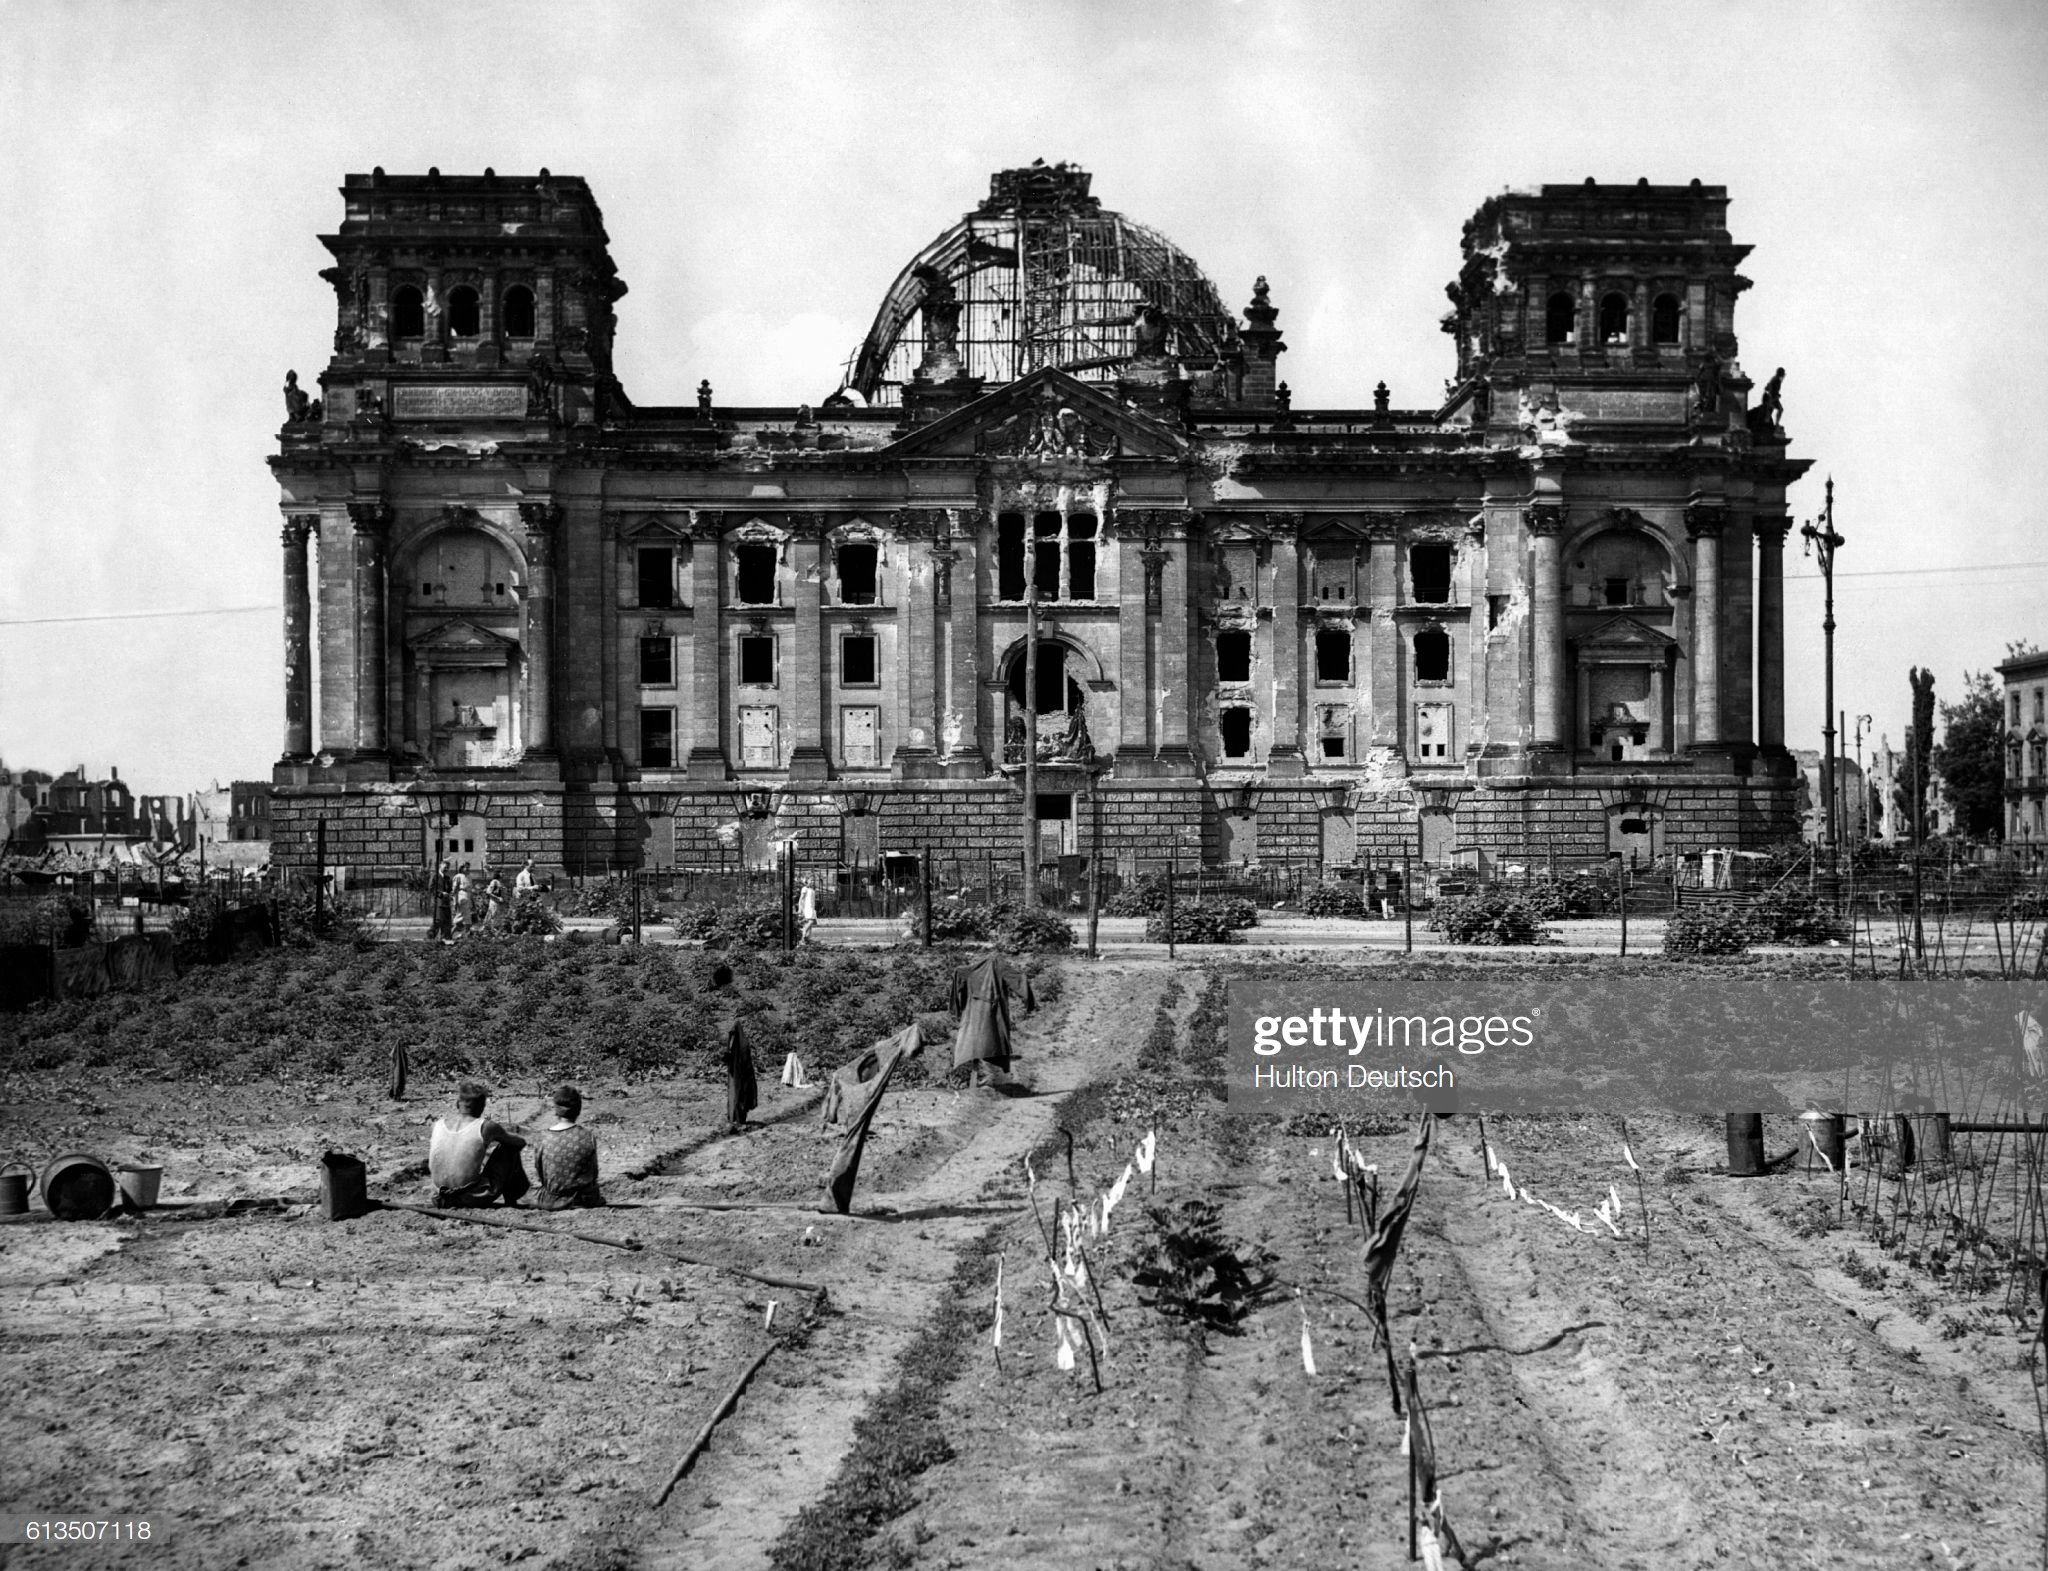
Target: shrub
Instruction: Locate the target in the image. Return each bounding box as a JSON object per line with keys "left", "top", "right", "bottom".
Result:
{"left": 1519, "top": 876, "right": 1610, "bottom": 920}
{"left": 494, "top": 899, "right": 563, "bottom": 938}
{"left": 996, "top": 904, "right": 1075, "bottom": 951}
{"left": 676, "top": 900, "right": 784, "bottom": 948}
{"left": 919, "top": 901, "right": 996, "bottom": 944}
{"left": 0, "top": 893, "right": 96, "bottom": 947}
{"left": 1145, "top": 903, "right": 1240, "bottom": 945}
{"left": 1427, "top": 890, "right": 1546, "bottom": 945}
{"left": 1102, "top": 872, "right": 1169, "bottom": 917}
{"left": 1295, "top": 881, "right": 1367, "bottom": 919}
{"left": 1745, "top": 886, "right": 1846, "bottom": 946}
{"left": 1132, "top": 1198, "right": 1283, "bottom": 1334}
{"left": 1662, "top": 905, "right": 1752, "bottom": 956}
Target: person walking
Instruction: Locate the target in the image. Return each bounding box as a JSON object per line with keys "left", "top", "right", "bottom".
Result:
{"left": 431, "top": 857, "right": 454, "bottom": 944}
{"left": 452, "top": 864, "right": 473, "bottom": 939}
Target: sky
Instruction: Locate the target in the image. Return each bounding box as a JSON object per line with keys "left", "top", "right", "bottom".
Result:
{"left": 3, "top": 0, "right": 2046, "bottom": 797}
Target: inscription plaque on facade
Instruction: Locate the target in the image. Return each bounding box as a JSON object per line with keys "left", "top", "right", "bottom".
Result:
{"left": 394, "top": 385, "right": 527, "bottom": 419}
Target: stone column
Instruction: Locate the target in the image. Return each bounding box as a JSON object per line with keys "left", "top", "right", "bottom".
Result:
{"left": 1687, "top": 504, "right": 1725, "bottom": 748}
{"left": 1116, "top": 518, "right": 1157, "bottom": 764}
{"left": 518, "top": 503, "right": 558, "bottom": 756}
{"left": 895, "top": 511, "right": 939, "bottom": 773}
{"left": 1755, "top": 515, "right": 1789, "bottom": 752}
{"left": 788, "top": 523, "right": 828, "bottom": 778}
{"left": 1527, "top": 505, "right": 1567, "bottom": 752}
{"left": 281, "top": 514, "right": 315, "bottom": 759}
{"left": 687, "top": 519, "right": 726, "bottom": 778}
{"left": 346, "top": 500, "right": 391, "bottom": 757}
{"left": 944, "top": 512, "right": 982, "bottom": 772}
{"left": 1156, "top": 515, "right": 1195, "bottom": 769}
{"left": 1366, "top": 519, "right": 1401, "bottom": 754}
{"left": 1267, "top": 516, "right": 1304, "bottom": 776}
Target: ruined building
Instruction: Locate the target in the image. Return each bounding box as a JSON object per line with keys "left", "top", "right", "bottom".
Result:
{"left": 269, "top": 164, "right": 1809, "bottom": 874}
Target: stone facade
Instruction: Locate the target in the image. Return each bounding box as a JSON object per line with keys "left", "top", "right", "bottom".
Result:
{"left": 2002, "top": 649, "right": 2048, "bottom": 847}
{"left": 269, "top": 167, "right": 1807, "bottom": 877}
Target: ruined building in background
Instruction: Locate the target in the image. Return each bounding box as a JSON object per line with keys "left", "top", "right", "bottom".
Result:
{"left": 269, "top": 164, "right": 1810, "bottom": 875}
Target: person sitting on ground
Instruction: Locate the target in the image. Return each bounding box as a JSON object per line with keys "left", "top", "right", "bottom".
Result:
{"left": 534, "top": 1084, "right": 603, "bottom": 1210}
{"left": 428, "top": 1082, "right": 530, "bottom": 1207}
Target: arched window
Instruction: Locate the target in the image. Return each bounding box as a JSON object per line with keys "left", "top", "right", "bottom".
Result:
{"left": 502, "top": 285, "right": 536, "bottom": 338}
{"left": 1652, "top": 293, "right": 1681, "bottom": 346}
{"left": 1599, "top": 292, "right": 1630, "bottom": 345}
{"left": 1545, "top": 292, "right": 1577, "bottom": 346}
{"left": 1414, "top": 628, "right": 1450, "bottom": 683}
{"left": 448, "top": 286, "right": 481, "bottom": 338}
{"left": 391, "top": 285, "right": 425, "bottom": 338}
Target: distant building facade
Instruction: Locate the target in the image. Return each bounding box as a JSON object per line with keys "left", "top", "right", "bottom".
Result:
{"left": 268, "top": 166, "right": 1811, "bottom": 876}
{"left": 2003, "top": 648, "right": 2048, "bottom": 847}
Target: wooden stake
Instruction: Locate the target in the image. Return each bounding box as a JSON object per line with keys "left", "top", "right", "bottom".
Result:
{"left": 649, "top": 1344, "right": 775, "bottom": 1508}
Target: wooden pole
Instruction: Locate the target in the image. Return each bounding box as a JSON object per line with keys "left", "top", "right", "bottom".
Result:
{"left": 1167, "top": 852, "right": 1177, "bottom": 961}
{"left": 648, "top": 1344, "right": 776, "bottom": 1508}
{"left": 1618, "top": 862, "right": 1628, "bottom": 957}
{"left": 922, "top": 843, "right": 933, "bottom": 948}
{"left": 1403, "top": 849, "right": 1413, "bottom": 954}
{"left": 1023, "top": 568, "right": 1041, "bottom": 899}
{"left": 1088, "top": 780, "right": 1101, "bottom": 959}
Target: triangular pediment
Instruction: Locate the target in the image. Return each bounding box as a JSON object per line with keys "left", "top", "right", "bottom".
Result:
{"left": 408, "top": 618, "right": 518, "bottom": 656}
{"left": 886, "top": 369, "right": 1191, "bottom": 463}
{"left": 1573, "top": 615, "right": 1676, "bottom": 650}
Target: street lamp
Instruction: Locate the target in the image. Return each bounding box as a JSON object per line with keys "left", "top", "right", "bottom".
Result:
{"left": 1801, "top": 478, "right": 1844, "bottom": 866}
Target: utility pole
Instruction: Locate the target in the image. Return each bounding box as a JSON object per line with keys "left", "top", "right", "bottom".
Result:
{"left": 1021, "top": 549, "right": 1041, "bottom": 905}
{"left": 1801, "top": 479, "right": 1843, "bottom": 868}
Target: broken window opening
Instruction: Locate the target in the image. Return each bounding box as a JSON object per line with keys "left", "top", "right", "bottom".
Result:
{"left": 836, "top": 542, "right": 878, "bottom": 605}
{"left": 1604, "top": 577, "right": 1631, "bottom": 607}
{"left": 502, "top": 285, "right": 536, "bottom": 339}
{"left": 734, "top": 543, "right": 777, "bottom": 605}
{"left": 449, "top": 286, "right": 481, "bottom": 338}
{"left": 1599, "top": 292, "right": 1630, "bottom": 345}
{"left": 392, "top": 285, "right": 425, "bottom": 338}
{"left": 638, "top": 636, "right": 673, "bottom": 687}
{"left": 1318, "top": 705, "right": 1349, "bottom": 761}
{"left": 1410, "top": 543, "right": 1454, "bottom": 604}
{"left": 1487, "top": 594, "right": 1507, "bottom": 630}
{"left": 1067, "top": 515, "right": 1097, "bottom": 600}
{"left": 636, "top": 546, "right": 675, "bottom": 609}
{"left": 1545, "top": 291, "right": 1577, "bottom": 346}
{"left": 639, "top": 708, "right": 675, "bottom": 770}
{"left": 1314, "top": 629, "right": 1352, "bottom": 684}
{"left": 1005, "top": 643, "right": 1074, "bottom": 713}
{"left": 1220, "top": 706, "right": 1253, "bottom": 759}
{"left": 841, "top": 633, "right": 878, "bottom": 687}
{"left": 738, "top": 634, "right": 775, "bottom": 686}
{"left": 998, "top": 512, "right": 1028, "bottom": 601}
{"left": 1414, "top": 627, "right": 1451, "bottom": 683}
{"left": 1034, "top": 793, "right": 1073, "bottom": 822}
{"left": 1216, "top": 629, "right": 1252, "bottom": 683}
{"left": 1652, "top": 293, "right": 1680, "bottom": 346}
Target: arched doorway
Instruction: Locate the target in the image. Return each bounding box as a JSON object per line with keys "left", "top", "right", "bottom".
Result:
{"left": 1000, "top": 639, "right": 1096, "bottom": 763}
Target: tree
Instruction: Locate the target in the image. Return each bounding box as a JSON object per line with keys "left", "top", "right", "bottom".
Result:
{"left": 1932, "top": 670, "right": 2006, "bottom": 840}
{"left": 1894, "top": 668, "right": 1937, "bottom": 845}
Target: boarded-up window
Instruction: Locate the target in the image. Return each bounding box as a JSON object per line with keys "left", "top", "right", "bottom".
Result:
{"left": 740, "top": 706, "right": 778, "bottom": 768}
{"left": 645, "top": 814, "right": 676, "bottom": 870}
{"left": 739, "top": 635, "right": 775, "bottom": 686}
{"left": 1413, "top": 702, "right": 1452, "bottom": 762}
{"left": 841, "top": 634, "right": 878, "bottom": 686}
{"left": 1217, "top": 630, "right": 1252, "bottom": 683}
{"left": 842, "top": 706, "right": 879, "bottom": 767}
{"left": 640, "top": 709, "right": 675, "bottom": 769}
{"left": 636, "top": 547, "right": 676, "bottom": 608}
{"left": 1318, "top": 704, "right": 1350, "bottom": 761}
{"left": 638, "top": 636, "right": 673, "bottom": 686}
{"left": 1320, "top": 809, "right": 1357, "bottom": 868}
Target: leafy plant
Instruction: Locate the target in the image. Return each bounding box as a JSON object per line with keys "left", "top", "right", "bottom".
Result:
{"left": 0, "top": 894, "right": 94, "bottom": 948}
{"left": 1428, "top": 890, "right": 1546, "bottom": 946}
{"left": 994, "top": 903, "right": 1075, "bottom": 951}
{"left": 1295, "top": 881, "right": 1367, "bottom": 918}
{"left": 1663, "top": 905, "right": 1752, "bottom": 956}
{"left": 1145, "top": 903, "right": 1240, "bottom": 945}
{"left": 1744, "top": 886, "right": 1846, "bottom": 946}
{"left": 1103, "top": 872, "right": 1169, "bottom": 917}
{"left": 1132, "top": 1198, "right": 1282, "bottom": 1333}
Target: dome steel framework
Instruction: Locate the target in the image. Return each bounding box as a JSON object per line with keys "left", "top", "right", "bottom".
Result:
{"left": 844, "top": 162, "right": 1237, "bottom": 405}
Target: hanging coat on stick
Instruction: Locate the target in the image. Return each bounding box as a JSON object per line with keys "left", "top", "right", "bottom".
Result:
{"left": 949, "top": 952, "right": 1035, "bottom": 1078}
{"left": 822, "top": 1030, "right": 913, "bottom": 1213}
{"left": 822, "top": 1024, "right": 922, "bottom": 1127}
{"left": 1363, "top": 1111, "right": 1435, "bottom": 1413}
{"left": 723, "top": 1020, "right": 759, "bottom": 1130}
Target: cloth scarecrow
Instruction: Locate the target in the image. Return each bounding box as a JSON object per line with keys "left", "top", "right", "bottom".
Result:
{"left": 821, "top": 1024, "right": 922, "bottom": 1127}
{"left": 723, "top": 1019, "right": 759, "bottom": 1131}
{"left": 822, "top": 1027, "right": 916, "bottom": 1214}
{"left": 948, "top": 952, "right": 1035, "bottom": 1081}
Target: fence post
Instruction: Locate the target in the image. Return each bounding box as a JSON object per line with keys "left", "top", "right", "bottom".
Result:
{"left": 1618, "top": 864, "right": 1628, "bottom": 957}
{"left": 1087, "top": 785, "right": 1101, "bottom": 960}
{"left": 922, "top": 845, "right": 933, "bottom": 948}
{"left": 315, "top": 818, "right": 327, "bottom": 930}
{"left": 1403, "top": 849, "right": 1413, "bottom": 955}
{"left": 1167, "top": 853, "right": 1177, "bottom": 962}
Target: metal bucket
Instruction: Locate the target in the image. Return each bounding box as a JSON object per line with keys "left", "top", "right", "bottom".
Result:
{"left": 320, "top": 1152, "right": 368, "bottom": 1222}
{"left": 41, "top": 1153, "right": 116, "bottom": 1221}
{"left": 117, "top": 1164, "right": 163, "bottom": 1211}
{"left": 1805, "top": 1113, "right": 1846, "bottom": 1171}
{"left": 0, "top": 1163, "right": 35, "bottom": 1216}
{"left": 1724, "top": 1113, "right": 1766, "bottom": 1177}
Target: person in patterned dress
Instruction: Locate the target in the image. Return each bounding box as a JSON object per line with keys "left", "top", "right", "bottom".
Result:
{"left": 533, "top": 1085, "right": 603, "bottom": 1210}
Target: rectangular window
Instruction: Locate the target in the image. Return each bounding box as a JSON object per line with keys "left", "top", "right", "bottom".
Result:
{"left": 1410, "top": 544, "right": 1453, "bottom": 604}
{"left": 1220, "top": 706, "right": 1253, "bottom": 759}
{"left": 735, "top": 543, "right": 777, "bottom": 605}
{"left": 841, "top": 633, "right": 878, "bottom": 686}
{"left": 1217, "top": 630, "right": 1252, "bottom": 683}
{"left": 1413, "top": 701, "right": 1453, "bottom": 761}
{"left": 1314, "top": 629, "right": 1352, "bottom": 684}
{"left": 740, "top": 705, "right": 778, "bottom": 768}
{"left": 837, "top": 542, "right": 878, "bottom": 605}
{"left": 639, "top": 708, "right": 675, "bottom": 769}
{"left": 2037, "top": 687, "right": 2045, "bottom": 723}
{"left": 842, "top": 706, "right": 879, "bottom": 767}
{"left": 1067, "top": 515, "right": 1097, "bottom": 600}
{"left": 2017, "top": 693, "right": 2026, "bottom": 725}
{"left": 1318, "top": 704, "right": 1350, "bottom": 761}
{"left": 1033, "top": 513, "right": 1062, "bottom": 598}
{"left": 638, "top": 635, "right": 674, "bottom": 687}
{"left": 1488, "top": 594, "right": 1508, "bottom": 630}
{"left": 1604, "top": 576, "right": 1631, "bottom": 607}
{"left": 998, "top": 512, "right": 1027, "bottom": 600}
{"left": 636, "top": 547, "right": 675, "bottom": 609}
{"left": 739, "top": 634, "right": 775, "bottom": 686}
